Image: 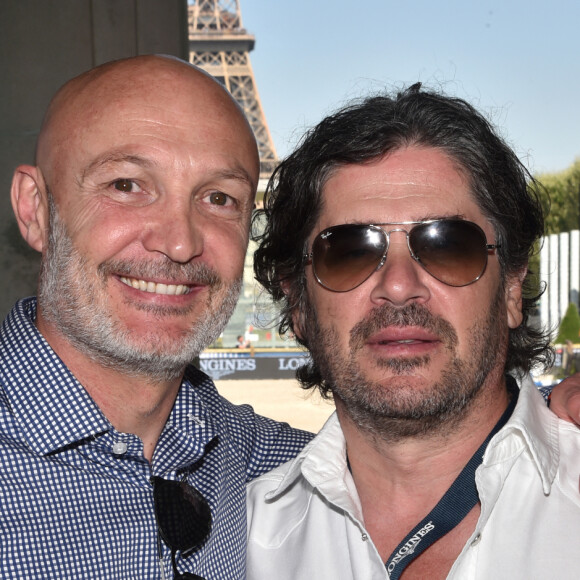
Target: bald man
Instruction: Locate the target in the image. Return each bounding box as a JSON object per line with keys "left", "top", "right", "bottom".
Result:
{"left": 2, "top": 55, "right": 311, "bottom": 579}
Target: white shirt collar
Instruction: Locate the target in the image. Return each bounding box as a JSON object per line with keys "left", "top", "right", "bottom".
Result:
{"left": 267, "top": 376, "right": 559, "bottom": 500}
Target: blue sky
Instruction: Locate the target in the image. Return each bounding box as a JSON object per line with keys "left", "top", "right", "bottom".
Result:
{"left": 240, "top": 0, "right": 579, "bottom": 175}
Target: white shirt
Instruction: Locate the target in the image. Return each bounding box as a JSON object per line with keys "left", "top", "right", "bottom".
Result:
{"left": 247, "top": 378, "right": 580, "bottom": 579}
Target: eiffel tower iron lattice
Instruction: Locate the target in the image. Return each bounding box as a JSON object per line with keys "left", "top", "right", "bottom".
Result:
{"left": 188, "top": 0, "right": 278, "bottom": 180}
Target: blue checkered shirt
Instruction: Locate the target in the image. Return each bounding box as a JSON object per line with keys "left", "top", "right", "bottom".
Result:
{"left": 0, "top": 298, "right": 313, "bottom": 579}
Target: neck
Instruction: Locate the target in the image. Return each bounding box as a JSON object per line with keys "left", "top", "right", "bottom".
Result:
{"left": 81, "top": 364, "right": 182, "bottom": 463}
{"left": 335, "top": 374, "right": 510, "bottom": 509}
{"left": 37, "top": 316, "right": 184, "bottom": 463}
{"left": 335, "top": 375, "right": 511, "bottom": 565}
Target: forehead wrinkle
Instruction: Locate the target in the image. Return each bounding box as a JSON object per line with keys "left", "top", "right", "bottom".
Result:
{"left": 347, "top": 179, "right": 458, "bottom": 201}
{"left": 81, "top": 153, "right": 156, "bottom": 180}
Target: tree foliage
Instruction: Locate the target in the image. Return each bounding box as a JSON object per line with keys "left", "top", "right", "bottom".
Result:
{"left": 536, "top": 159, "right": 580, "bottom": 235}
{"left": 555, "top": 302, "right": 580, "bottom": 343}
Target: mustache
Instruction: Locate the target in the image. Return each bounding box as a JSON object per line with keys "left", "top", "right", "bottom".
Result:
{"left": 98, "top": 259, "right": 222, "bottom": 288}
{"left": 349, "top": 302, "right": 458, "bottom": 351}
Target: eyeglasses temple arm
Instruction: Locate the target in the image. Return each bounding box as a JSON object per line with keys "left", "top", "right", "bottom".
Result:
{"left": 157, "top": 533, "right": 168, "bottom": 580}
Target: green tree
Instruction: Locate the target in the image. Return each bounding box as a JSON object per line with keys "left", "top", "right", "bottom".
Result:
{"left": 536, "top": 159, "right": 580, "bottom": 235}
{"left": 555, "top": 302, "right": 580, "bottom": 343}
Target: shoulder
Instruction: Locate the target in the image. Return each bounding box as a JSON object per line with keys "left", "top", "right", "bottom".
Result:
{"left": 491, "top": 377, "right": 580, "bottom": 497}
{"left": 184, "top": 365, "right": 313, "bottom": 472}
{"left": 247, "top": 412, "right": 344, "bottom": 513}
{"left": 247, "top": 458, "right": 314, "bottom": 546}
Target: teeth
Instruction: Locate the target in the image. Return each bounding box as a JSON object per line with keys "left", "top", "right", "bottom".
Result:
{"left": 120, "top": 277, "right": 189, "bottom": 295}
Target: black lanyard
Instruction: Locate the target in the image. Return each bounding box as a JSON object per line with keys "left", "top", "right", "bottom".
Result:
{"left": 384, "top": 378, "right": 519, "bottom": 579}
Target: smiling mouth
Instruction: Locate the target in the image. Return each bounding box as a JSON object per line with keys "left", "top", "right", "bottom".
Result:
{"left": 119, "top": 276, "right": 191, "bottom": 296}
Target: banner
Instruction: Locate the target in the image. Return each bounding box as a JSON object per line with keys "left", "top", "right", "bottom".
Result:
{"left": 199, "top": 348, "right": 309, "bottom": 380}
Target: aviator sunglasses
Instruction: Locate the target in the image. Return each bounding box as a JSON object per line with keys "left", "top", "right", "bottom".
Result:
{"left": 152, "top": 476, "right": 212, "bottom": 580}
{"left": 304, "top": 218, "right": 500, "bottom": 292}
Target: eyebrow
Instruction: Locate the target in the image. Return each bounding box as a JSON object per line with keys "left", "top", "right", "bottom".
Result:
{"left": 81, "top": 153, "right": 154, "bottom": 181}
{"left": 212, "top": 168, "right": 256, "bottom": 189}
{"left": 80, "top": 152, "right": 255, "bottom": 188}
{"left": 419, "top": 213, "right": 465, "bottom": 222}
{"left": 349, "top": 213, "right": 466, "bottom": 226}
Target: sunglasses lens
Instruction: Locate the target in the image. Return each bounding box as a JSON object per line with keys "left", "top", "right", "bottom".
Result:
{"left": 410, "top": 220, "right": 488, "bottom": 286}
{"left": 152, "top": 477, "right": 211, "bottom": 553}
{"left": 312, "top": 225, "right": 386, "bottom": 292}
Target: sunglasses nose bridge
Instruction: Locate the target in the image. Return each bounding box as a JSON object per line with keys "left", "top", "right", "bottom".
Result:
{"left": 376, "top": 227, "right": 413, "bottom": 271}
{"left": 372, "top": 227, "right": 390, "bottom": 272}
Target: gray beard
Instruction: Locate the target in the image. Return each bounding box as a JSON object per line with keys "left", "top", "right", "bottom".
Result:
{"left": 303, "top": 295, "right": 507, "bottom": 443}
{"left": 38, "top": 197, "right": 241, "bottom": 382}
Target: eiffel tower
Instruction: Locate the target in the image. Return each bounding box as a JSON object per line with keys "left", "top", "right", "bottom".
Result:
{"left": 188, "top": 0, "right": 278, "bottom": 181}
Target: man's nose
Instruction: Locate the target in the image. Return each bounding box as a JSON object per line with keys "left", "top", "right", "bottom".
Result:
{"left": 141, "top": 200, "right": 203, "bottom": 264}
{"left": 369, "top": 233, "right": 431, "bottom": 306}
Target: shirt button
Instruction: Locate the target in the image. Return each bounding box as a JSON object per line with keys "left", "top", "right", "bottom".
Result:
{"left": 112, "top": 441, "right": 128, "bottom": 455}
{"left": 361, "top": 533, "right": 369, "bottom": 542}
{"left": 470, "top": 533, "right": 482, "bottom": 546}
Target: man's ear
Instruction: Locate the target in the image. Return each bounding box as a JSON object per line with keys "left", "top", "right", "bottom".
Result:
{"left": 505, "top": 268, "right": 527, "bottom": 329}
{"left": 11, "top": 165, "right": 49, "bottom": 253}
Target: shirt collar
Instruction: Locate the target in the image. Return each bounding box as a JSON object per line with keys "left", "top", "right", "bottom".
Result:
{"left": 0, "top": 298, "right": 111, "bottom": 455}
{"left": 0, "top": 298, "right": 218, "bottom": 465}
{"left": 266, "top": 411, "right": 347, "bottom": 496}
{"left": 152, "top": 366, "right": 219, "bottom": 474}
{"left": 484, "top": 375, "right": 559, "bottom": 494}
{"left": 267, "top": 374, "right": 559, "bottom": 499}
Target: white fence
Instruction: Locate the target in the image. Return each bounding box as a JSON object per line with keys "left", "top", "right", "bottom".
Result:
{"left": 540, "top": 229, "right": 580, "bottom": 336}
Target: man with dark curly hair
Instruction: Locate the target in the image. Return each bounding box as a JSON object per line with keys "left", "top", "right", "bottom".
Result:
{"left": 247, "top": 85, "right": 580, "bottom": 579}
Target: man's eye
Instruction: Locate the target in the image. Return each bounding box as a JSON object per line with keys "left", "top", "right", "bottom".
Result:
{"left": 209, "top": 191, "right": 229, "bottom": 206}
{"left": 113, "top": 179, "right": 137, "bottom": 192}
